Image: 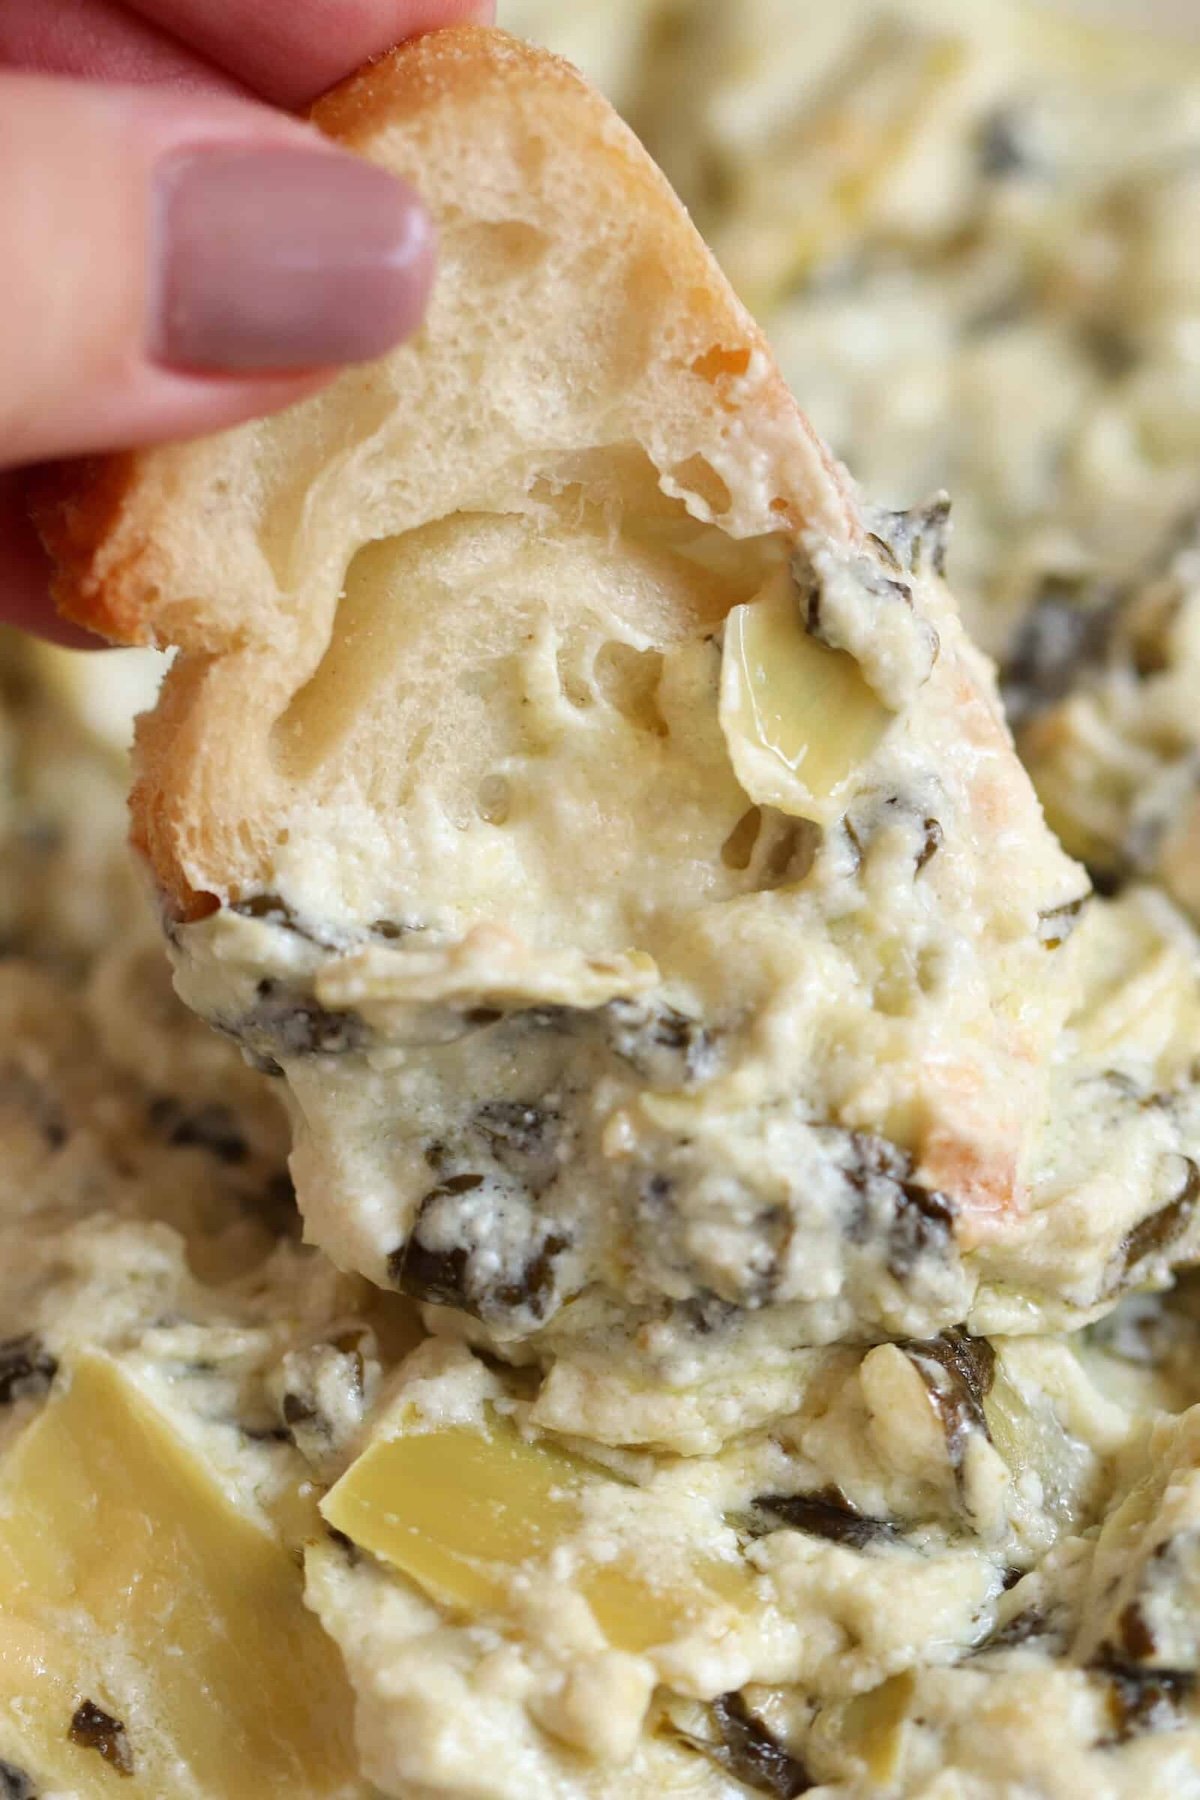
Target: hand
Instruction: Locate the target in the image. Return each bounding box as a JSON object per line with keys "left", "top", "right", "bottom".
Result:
{"left": 0, "top": 0, "right": 493, "bottom": 644}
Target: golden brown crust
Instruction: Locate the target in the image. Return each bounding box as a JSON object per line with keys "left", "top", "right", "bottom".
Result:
{"left": 311, "top": 25, "right": 584, "bottom": 144}
{"left": 29, "top": 453, "right": 146, "bottom": 643}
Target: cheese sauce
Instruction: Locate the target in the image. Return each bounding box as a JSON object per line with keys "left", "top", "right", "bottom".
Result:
{"left": 5, "top": 3, "right": 1200, "bottom": 1796}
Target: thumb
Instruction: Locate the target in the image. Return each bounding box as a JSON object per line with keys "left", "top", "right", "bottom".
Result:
{"left": 0, "top": 71, "right": 434, "bottom": 467}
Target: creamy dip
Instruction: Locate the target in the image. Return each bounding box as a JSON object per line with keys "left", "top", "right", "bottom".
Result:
{"left": 2, "top": 3, "right": 1200, "bottom": 1797}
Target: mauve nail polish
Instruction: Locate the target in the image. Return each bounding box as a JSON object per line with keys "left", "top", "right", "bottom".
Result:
{"left": 150, "top": 145, "right": 435, "bottom": 372}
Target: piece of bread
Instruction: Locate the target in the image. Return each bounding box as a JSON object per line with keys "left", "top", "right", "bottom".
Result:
{"left": 499, "top": 0, "right": 662, "bottom": 113}
{"left": 40, "top": 25, "right": 854, "bottom": 922}
{"left": 38, "top": 27, "right": 1197, "bottom": 1372}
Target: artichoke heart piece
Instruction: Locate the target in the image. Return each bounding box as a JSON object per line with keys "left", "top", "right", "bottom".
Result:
{"left": 720, "top": 566, "right": 890, "bottom": 823}
{"left": 321, "top": 1414, "right": 754, "bottom": 1654}
{"left": 835, "top": 1671, "right": 916, "bottom": 1785}
{"left": 0, "top": 1353, "right": 360, "bottom": 1800}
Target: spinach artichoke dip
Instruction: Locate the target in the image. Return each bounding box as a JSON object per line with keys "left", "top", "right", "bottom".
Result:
{"left": 7, "top": 4, "right": 1200, "bottom": 1798}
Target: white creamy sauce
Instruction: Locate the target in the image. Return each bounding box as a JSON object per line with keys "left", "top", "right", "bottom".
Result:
{"left": 5, "top": 3, "right": 1200, "bottom": 1796}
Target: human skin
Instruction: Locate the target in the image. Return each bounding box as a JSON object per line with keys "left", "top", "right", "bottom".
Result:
{"left": 0, "top": 0, "right": 495, "bottom": 644}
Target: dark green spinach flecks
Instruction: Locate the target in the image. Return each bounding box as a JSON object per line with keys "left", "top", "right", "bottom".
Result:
{"left": 853, "top": 794, "right": 944, "bottom": 875}
{"left": 388, "top": 1177, "right": 570, "bottom": 1325}
{"left": 0, "top": 1760, "right": 38, "bottom": 1800}
{"left": 977, "top": 1606, "right": 1053, "bottom": 1653}
{"left": 675, "top": 1693, "right": 812, "bottom": 1798}
{"left": 867, "top": 492, "right": 952, "bottom": 580}
{"left": 1119, "top": 1158, "right": 1200, "bottom": 1281}
{"left": 0, "top": 1335, "right": 57, "bottom": 1407}
{"left": 1095, "top": 1661, "right": 1196, "bottom": 1743}
{"left": 240, "top": 1423, "right": 292, "bottom": 1445}
{"left": 888, "top": 1181, "right": 957, "bottom": 1279}
{"left": 232, "top": 893, "right": 300, "bottom": 926}
{"left": 830, "top": 1127, "right": 959, "bottom": 1279}
{"left": 797, "top": 546, "right": 914, "bottom": 650}
{"left": 1002, "top": 572, "right": 1118, "bottom": 726}
{"left": 839, "top": 1129, "right": 910, "bottom": 1192}
{"left": 68, "top": 1701, "right": 134, "bottom": 1777}
{"left": 244, "top": 979, "right": 368, "bottom": 1058}
{"left": 279, "top": 1336, "right": 366, "bottom": 1448}
{"left": 386, "top": 1177, "right": 482, "bottom": 1309}
{"left": 1115, "top": 1600, "right": 1158, "bottom": 1663}
{"left": 230, "top": 893, "right": 348, "bottom": 952}
{"left": 684, "top": 1291, "right": 742, "bottom": 1336}
{"left": 747, "top": 1487, "right": 900, "bottom": 1551}
{"left": 255, "top": 1170, "right": 302, "bottom": 1239}
{"left": 643, "top": 1175, "right": 788, "bottom": 1308}
{"left": 147, "top": 1096, "right": 248, "bottom": 1165}
{"left": 371, "top": 918, "right": 415, "bottom": 941}
{"left": 388, "top": 1232, "right": 471, "bottom": 1311}
{"left": 976, "top": 106, "right": 1037, "bottom": 179}
{"left": 325, "top": 1524, "right": 361, "bottom": 1564}
{"left": 896, "top": 1329, "right": 996, "bottom": 1470}
{"left": 606, "top": 998, "right": 715, "bottom": 1084}
{"left": 476, "top": 1100, "right": 552, "bottom": 1147}
{"left": 1038, "top": 894, "right": 1090, "bottom": 949}
{"left": 892, "top": 1317, "right": 993, "bottom": 1483}
{"left": 473, "top": 1100, "right": 562, "bottom": 1188}
{"left": 490, "top": 1230, "right": 570, "bottom": 1320}
{"left": 915, "top": 816, "right": 943, "bottom": 873}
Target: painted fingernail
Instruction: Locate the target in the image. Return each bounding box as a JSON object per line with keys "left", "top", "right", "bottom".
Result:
{"left": 150, "top": 145, "right": 434, "bottom": 372}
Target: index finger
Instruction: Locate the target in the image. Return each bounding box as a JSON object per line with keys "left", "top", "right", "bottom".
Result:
{"left": 120, "top": 0, "right": 495, "bottom": 109}
{"left": 0, "top": 0, "right": 248, "bottom": 97}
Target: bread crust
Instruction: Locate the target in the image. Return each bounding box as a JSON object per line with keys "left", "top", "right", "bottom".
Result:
{"left": 32, "top": 452, "right": 143, "bottom": 643}
{"left": 33, "top": 24, "right": 858, "bottom": 912}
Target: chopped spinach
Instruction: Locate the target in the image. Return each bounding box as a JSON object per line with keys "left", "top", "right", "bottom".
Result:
{"left": 68, "top": 1701, "right": 133, "bottom": 1777}
{"left": 979, "top": 1606, "right": 1053, "bottom": 1652}
{"left": 474, "top": 1101, "right": 554, "bottom": 1159}
{"left": 888, "top": 1181, "right": 957, "bottom": 1279}
{"left": 1038, "top": 895, "right": 1090, "bottom": 950}
{"left": 867, "top": 493, "right": 952, "bottom": 579}
{"left": 1097, "top": 1661, "right": 1196, "bottom": 1742}
{"left": 606, "top": 998, "right": 714, "bottom": 1083}
{"left": 1119, "top": 1158, "right": 1200, "bottom": 1280}
{"left": 230, "top": 893, "right": 345, "bottom": 951}
{"left": 0, "top": 1335, "right": 57, "bottom": 1407}
{"left": 0, "top": 1761, "right": 37, "bottom": 1800}
{"left": 799, "top": 547, "right": 914, "bottom": 649}
{"left": 748, "top": 1487, "right": 899, "bottom": 1551}
{"left": 1116, "top": 1600, "right": 1158, "bottom": 1663}
{"left": 684, "top": 1291, "right": 741, "bottom": 1336}
{"left": 388, "top": 1178, "right": 570, "bottom": 1325}
{"left": 147, "top": 1096, "right": 248, "bottom": 1165}
{"left": 915, "top": 816, "right": 943, "bottom": 873}
{"left": 675, "top": 1692, "right": 812, "bottom": 1798}
{"left": 243, "top": 979, "right": 368, "bottom": 1057}
{"left": 976, "top": 107, "right": 1037, "bottom": 179}
{"left": 897, "top": 1328, "right": 996, "bottom": 1468}
{"left": 1002, "top": 573, "right": 1118, "bottom": 725}
{"left": 829, "top": 1127, "right": 958, "bottom": 1279}
{"left": 473, "top": 1099, "right": 563, "bottom": 1188}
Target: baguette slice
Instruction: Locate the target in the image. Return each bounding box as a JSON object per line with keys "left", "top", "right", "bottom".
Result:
{"left": 40, "top": 27, "right": 1181, "bottom": 1375}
